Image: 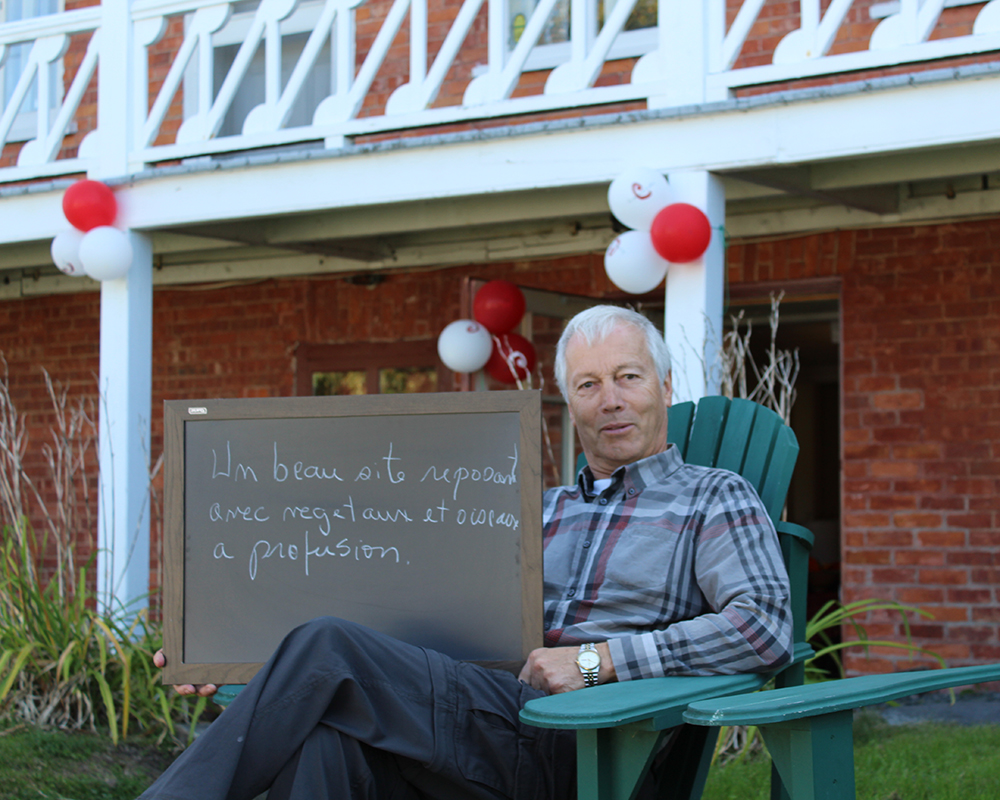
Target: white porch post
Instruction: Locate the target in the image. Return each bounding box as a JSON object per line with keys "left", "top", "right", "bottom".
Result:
{"left": 94, "top": 0, "right": 154, "bottom": 616}
{"left": 96, "top": 234, "right": 153, "bottom": 616}
{"left": 663, "top": 171, "right": 725, "bottom": 403}
{"left": 634, "top": 0, "right": 713, "bottom": 108}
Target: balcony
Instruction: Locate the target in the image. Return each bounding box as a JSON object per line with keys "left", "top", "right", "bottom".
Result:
{"left": 2, "top": 0, "right": 999, "bottom": 187}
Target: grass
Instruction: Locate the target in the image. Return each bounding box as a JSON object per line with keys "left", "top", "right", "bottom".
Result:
{"left": 703, "top": 712, "right": 1000, "bottom": 800}
{"left": 1, "top": 713, "right": 998, "bottom": 800}
{"left": 0, "top": 721, "right": 174, "bottom": 800}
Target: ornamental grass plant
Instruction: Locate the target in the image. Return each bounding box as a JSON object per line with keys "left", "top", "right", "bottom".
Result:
{"left": 0, "top": 358, "right": 207, "bottom": 748}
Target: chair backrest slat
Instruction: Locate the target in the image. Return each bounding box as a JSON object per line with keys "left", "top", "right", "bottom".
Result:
{"left": 740, "top": 410, "right": 780, "bottom": 491}
{"left": 683, "top": 396, "right": 730, "bottom": 467}
{"left": 666, "top": 401, "right": 695, "bottom": 457}
{"left": 758, "top": 425, "right": 799, "bottom": 522}
{"left": 713, "top": 398, "right": 758, "bottom": 474}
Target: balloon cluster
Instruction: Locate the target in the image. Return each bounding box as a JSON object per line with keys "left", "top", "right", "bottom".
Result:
{"left": 436, "top": 280, "right": 537, "bottom": 384}
{"left": 605, "top": 168, "right": 712, "bottom": 294}
{"left": 50, "top": 180, "right": 134, "bottom": 281}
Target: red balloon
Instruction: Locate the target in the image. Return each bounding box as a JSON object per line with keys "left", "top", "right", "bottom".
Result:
{"left": 649, "top": 203, "right": 712, "bottom": 263}
{"left": 62, "top": 180, "right": 118, "bottom": 232}
{"left": 486, "top": 333, "right": 537, "bottom": 384}
{"left": 473, "top": 280, "right": 526, "bottom": 335}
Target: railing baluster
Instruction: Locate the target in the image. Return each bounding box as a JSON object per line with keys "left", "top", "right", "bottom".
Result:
{"left": 265, "top": 8, "right": 282, "bottom": 106}
{"left": 720, "top": 0, "right": 766, "bottom": 71}
{"left": 410, "top": 0, "right": 427, "bottom": 84}
{"left": 3, "top": 0, "right": 1000, "bottom": 179}
{"left": 546, "top": 0, "right": 637, "bottom": 94}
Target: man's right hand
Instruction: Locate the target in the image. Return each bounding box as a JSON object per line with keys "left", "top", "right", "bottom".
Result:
{"left": 153, "top": 649, "right": 218, "bottom": 697}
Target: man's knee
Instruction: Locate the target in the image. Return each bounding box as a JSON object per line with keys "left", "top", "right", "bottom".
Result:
{"left": 282, "top": 616, "right": 409, "bottom": 670}
{"left": 283, "top": 616, "right": 374, "bottom": 657}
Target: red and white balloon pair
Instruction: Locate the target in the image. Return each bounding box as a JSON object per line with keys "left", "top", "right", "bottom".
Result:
{"left": 51, "top": 180, "right": 134, "bottom": 281}
{"left": 437, "top": 280, "right": 537, "bottom": 383}
{"left": 605, "top": 168, "right": 712, "bottom": 295}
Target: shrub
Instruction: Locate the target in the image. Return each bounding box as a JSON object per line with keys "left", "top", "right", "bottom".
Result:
{"left": 0, "top": 359, "right": 206, "bottom": 747}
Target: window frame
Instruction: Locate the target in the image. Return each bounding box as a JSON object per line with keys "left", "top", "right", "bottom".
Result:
{"left": 0, "top": 0, "right": 65, "bottom": 144}
{"left": 295, "top": 340, "right": 452, "bottom": 397}
{"left": 514, "top": 0, "right": 659, "bottom": 72}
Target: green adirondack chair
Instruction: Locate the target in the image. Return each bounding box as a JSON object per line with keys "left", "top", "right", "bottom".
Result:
{"left": 683, "top": 662, "right": 1000, "bottom": 800}
{"left": 519, "top": 395, "right": 815, "bottom": 800}
{"left": 214, "top": 395, "right": 815, "bottom": 800}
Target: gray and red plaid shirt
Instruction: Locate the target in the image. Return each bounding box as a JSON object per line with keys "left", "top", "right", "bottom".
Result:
{"left": 541, "top": 446, "right": 793, "bottom": 681}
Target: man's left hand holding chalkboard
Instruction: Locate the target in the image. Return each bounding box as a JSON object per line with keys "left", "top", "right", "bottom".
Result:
{"left": 153, "top": 650, "right": 218, "bottom": 697}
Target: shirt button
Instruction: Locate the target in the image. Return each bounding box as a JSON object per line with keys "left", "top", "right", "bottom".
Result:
{"left": 599, "top": 498, "right": 608, "bottom": 505}
{"left": 582, "top": 541, "right": 591, "bottom": 549}
{"left": 567, "top": 589, "right": 576, "bottom": 598}
{"left": 628, "top": 488, "right": 636, "bottom": 495}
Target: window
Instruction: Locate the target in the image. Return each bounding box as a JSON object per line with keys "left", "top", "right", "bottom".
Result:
{"left": 183, "top": 0, "right": 332, "bottom": 138}
{"left": 1, "top": 0, "right": 61, "bottom": 143}
{"left": 297, "top": 342, "right": 447, "bottom": 397}
{"left": 514, "top": 0, "right": 659, "bottom": 72}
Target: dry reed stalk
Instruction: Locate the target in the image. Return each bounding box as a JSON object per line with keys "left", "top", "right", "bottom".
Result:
{"left": 718, "top": 291, "right": 799, "bottom": 426}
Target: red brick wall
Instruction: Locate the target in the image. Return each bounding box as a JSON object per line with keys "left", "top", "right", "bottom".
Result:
{"left": 4, "top": 217, "right": 1000, "bottom": 670}
{"left": 0, "top": 253, "right": 616, "bottom": 608}
{"left": 0, "top": 291, "right": 101, "bottom": 585}
{"left": 728, "top": 216, "right": 1000, "bottom": 674}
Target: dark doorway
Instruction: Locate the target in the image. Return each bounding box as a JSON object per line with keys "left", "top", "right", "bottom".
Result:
{"left": 726, "top": 280, "right": 842, "bottom": 623}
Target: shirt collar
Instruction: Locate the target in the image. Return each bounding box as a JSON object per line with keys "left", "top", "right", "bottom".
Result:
{"left": 577, "top": 445, "right": 684, "bottom": 500}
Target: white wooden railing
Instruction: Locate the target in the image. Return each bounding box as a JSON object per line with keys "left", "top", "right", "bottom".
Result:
{"left": 1, "top": 0, "right": 999, "bottom": 182}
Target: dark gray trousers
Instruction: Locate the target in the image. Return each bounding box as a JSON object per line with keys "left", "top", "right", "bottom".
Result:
{"left": 140, "top": 617, "right": 577, "bottom": 800}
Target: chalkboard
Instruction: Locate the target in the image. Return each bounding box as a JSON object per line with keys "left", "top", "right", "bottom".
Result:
{"left": 162, "top": 391, "right": 542, "bottom": 686}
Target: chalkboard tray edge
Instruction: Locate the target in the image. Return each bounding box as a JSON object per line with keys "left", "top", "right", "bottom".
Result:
{"left": 165, "top": 391, "right": 540, "bottom": 420}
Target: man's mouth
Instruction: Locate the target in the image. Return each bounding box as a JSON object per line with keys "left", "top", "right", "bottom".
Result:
{"left": 601, "top": 422, "right": 634, "bottom": 435}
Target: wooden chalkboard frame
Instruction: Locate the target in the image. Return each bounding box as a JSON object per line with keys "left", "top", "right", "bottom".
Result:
{"left": 162, "top": 391, "right": 542, "bottom": 686}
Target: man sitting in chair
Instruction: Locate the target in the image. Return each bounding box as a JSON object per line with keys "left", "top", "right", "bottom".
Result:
{"left": 142, "top": 305, "right": 792, "bottom": 800}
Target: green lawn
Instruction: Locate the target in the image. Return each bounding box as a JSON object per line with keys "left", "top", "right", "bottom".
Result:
{"left": 1, "top": 714, "right": 998, "bottom": 799}
{"left": 703, "top": 713, "right": 1000, "bottom": 800}
{"left": 0, "top": 722, "right": 174, "bottom": 800}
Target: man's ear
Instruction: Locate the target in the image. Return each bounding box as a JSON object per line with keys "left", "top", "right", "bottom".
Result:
{"left": 663, "top": 372, "right": 673, "bottom": 407}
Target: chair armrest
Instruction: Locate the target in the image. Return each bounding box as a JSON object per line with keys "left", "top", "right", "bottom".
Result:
{"left": 683, "top": 663, "right": 1000, "bottom": 728}
{"left": 520, "top": 673, "right": 767, "bottom": 730}
{"left": 776, "top": 520, "right": 814, "bottom": 549}
{"left": 212, "top": 684, "right": 246, "bottom": 708}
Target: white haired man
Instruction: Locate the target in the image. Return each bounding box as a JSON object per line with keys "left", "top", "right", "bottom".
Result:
{"left": 142, "top": 305, "right": 791, "bottom": 800}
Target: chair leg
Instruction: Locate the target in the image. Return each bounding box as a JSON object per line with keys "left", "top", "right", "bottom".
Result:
{"left": 651, "top": 724, "right": 720, "bottom": 800}
{"left": 769, "top": 761, "right": 789, "bottom": 800}
{"left": 759, "top": 710, "right": 856, "bottom": 800}
{"left": 575, "top": 725, "right": 670, "bottom": 800}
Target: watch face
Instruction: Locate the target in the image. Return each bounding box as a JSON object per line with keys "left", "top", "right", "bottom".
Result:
{"left": 578, "top": 650, "right": 601, "bottom": 671}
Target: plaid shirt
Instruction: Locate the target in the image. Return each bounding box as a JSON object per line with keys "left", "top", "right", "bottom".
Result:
{"left": 541, "top": 447, "right": 793, "bottom": 681}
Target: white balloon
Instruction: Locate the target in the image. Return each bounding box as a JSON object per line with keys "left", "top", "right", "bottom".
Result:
{"left": 604, "top": 231, "right": 669, "bottom": 294}
{"left": 437, "top": 319, "right": 493, "bottom": 373}
{"left": 51, "top": 229, "right": 87, "bottom": 276}
{"left": 607, "top": 168, "right": 673, "bottom": 231}
{"left": 79, "top": 226, "right": 133, "bottom": 281}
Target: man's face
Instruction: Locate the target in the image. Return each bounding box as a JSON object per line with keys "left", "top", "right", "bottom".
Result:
{"left": 564, "top": 323, "right": 671, "bottom": 480}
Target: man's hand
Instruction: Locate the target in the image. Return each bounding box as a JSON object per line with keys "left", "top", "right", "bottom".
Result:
{"left": 153, "top": 650, "right": 218, "bottom": 697}
{"left": 517, "top": 643, "right": 615, "bottom": 694}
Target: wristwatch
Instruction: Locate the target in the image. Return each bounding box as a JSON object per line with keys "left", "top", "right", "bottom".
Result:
{"left": 576, "top": 643, "right": 601, "bottom": 687}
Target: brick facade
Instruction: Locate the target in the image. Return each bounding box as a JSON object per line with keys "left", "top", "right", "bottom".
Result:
{"left": 3, "top": 217, "right": 999, "bottom": 671}
{"left": 728, "top": 217, "right": 1000, "bottom": 674}
{"left": 0, "top": 254, "right": 614, "bottom": 607}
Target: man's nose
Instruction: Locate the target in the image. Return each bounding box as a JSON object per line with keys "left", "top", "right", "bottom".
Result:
{"left": 599, "top": 383, "right": 624, "bottom": 411}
